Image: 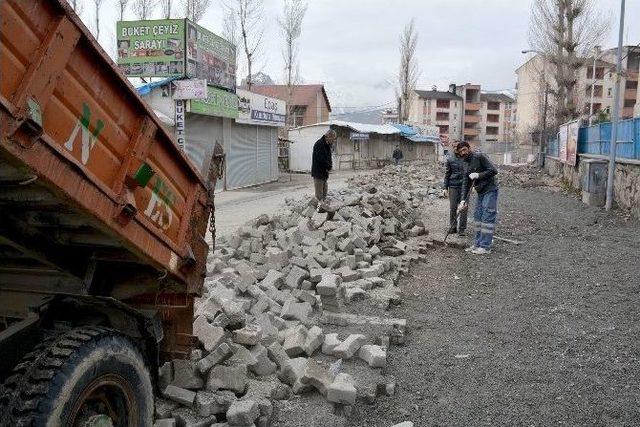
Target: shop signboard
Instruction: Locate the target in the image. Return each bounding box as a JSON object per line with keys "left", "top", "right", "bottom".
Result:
{"left": 185, "top": 21, "right": 236, "bottom": 92}
{"left": 117, "top": 19, "right": 185, "bottom": 77}
{"left": 188, "top": 85, "right": 238, "bottom": 119}
{"left": 236, "top": 89, "right": 286, "bottom": 127}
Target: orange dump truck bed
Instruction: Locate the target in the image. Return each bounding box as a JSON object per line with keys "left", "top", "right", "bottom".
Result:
{"left": 0, "top": 0, "right": 215, "bottom": 354}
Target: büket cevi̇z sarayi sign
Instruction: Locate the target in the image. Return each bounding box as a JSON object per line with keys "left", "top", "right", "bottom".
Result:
{"left": 236, "top": 89, "right": 286, "bottom": 127}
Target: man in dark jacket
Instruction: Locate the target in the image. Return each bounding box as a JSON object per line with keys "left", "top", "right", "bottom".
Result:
{"left": 457, "top": 141, "right": 499, "bottom": 255}
{"left": 311, "top": 129, "right": 336, "bottom": 208}
{"left": 392, "top": 145, "right": 403, "bottom": 165}
{"left": 442, "top": 142, "right": 467, "bottom": 236}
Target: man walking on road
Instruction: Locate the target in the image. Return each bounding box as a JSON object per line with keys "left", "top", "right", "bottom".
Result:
{"left": 392, "top": 145, "right": 404, "bottom": 165}
{"left": 457, "top": 141, "right": 499, "bottom": 255}
{"left": 311, "top": 129, "right": 336, "bottom": 210}
{"left": 442, "top": 142, "right": 467, "bottom": 236}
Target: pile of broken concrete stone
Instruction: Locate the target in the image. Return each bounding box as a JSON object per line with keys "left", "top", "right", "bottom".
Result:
{"left": 154, "top": 164, "right": 440, "bottom": 427}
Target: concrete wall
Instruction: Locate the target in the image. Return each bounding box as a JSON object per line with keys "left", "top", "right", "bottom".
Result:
{"left": 545, "top": 155, "right": 640, "bottom": 218}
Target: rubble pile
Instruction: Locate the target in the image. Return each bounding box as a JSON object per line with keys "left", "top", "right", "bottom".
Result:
{"left": 154, "top": 164, "right": 441, "bottom": 427}
{"left": 498, "top": 165, "right": 558, "bottom": 188}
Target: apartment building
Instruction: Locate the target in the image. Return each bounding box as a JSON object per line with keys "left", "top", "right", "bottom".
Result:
{"left": 407, "top": 84, "right": 515, "bottom": 146}
{"left": 515, "top": 45, "right": 639, "bottom": 143}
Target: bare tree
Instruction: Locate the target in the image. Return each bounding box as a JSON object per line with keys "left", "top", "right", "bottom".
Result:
{"left": 160, "top": 0, "right": 172, "bottom": 18}
{"left": 278, "top": 0, "right": 307, "bottom": 124}
{"left": 118, "top": 0, "right": 130, "bottom": 20}
{"left": 181, "top": 0, "right": 212, "bottom": 23}
{"left": 222, "top": 8, "right": 239, "bottom": 46}
{"left": 67, "top": 0, "right": 84, "bottom": 15}
{"left": 132, "top": 0, "right": 157, "bottom": 19}
{"left": 224, "top": 0, "right": 264, "bottom": 90}
{"left": 92, "top": 0, "right": 105, "bottom": 40}
{"left": 528, "top": 0, "right": 609, "bottom": 125}
{"left": 397, "top": 19, "right": 420, "bottom": 124}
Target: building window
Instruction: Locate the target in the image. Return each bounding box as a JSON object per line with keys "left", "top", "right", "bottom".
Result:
{"left": 487, "top": 101, "right": 500, "bottom": 110}
{"left": 486, "top": 126, "right": 499, "bottom": 135}
{"left": 624, "top": 99, "right": 636, "bottom": 108}
{"left": 436, "top": 112, "right": 449, "bottom": 121}
{"left": 288, "top": 105, "right": 307, "bottom": 127}
{"left": 487, "top": 114, "right": 499, "bottom": 123}
{"left": 607, "top": 87, "right": 612, "bottom": 97}
{"left": 436, "top": 99, "right": 450, "bottom": 108}
{"left": 586, "top": 85, "right": 603, "bottom": 97}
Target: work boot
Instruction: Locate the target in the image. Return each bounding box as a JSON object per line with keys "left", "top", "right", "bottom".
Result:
{"left": 457, "top": 229, "right": 466, "bottom": 237}
{"left": 447, "top": 226, "right": 457, "bottom": 234}
{"left": 464, "top": 245, "right": 477, "bottom": 253}
{"left": 471, "top": 247, "right": 491, "bottom": 255}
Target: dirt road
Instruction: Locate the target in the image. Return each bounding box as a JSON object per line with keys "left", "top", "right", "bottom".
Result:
{"left": 350, "top": 186, "right": 640, "bottom": 426}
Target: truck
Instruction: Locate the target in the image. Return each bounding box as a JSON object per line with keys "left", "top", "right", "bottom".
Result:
{"left": 0, "top": 0, "right": 223, "bottom": 424}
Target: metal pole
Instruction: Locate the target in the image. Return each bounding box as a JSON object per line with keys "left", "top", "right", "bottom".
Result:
{"left": 538, "top": 82, "right": 548, "bottom": 168}
{"left": 589, "top": 55, "right": 596, "bottom": 126}
{"left": 605, "top": 0, "right": 625, "bottom": 211}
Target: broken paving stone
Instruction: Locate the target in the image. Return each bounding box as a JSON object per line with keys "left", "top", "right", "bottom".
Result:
{"left": 316, "top": 274, "right": 341, "bottom": 295}
{"left": 154, "top": 418, "right": 176, "bottom": 427}
{"left": 155, "top": 397, "right": 178, "bottom": 419}
{"left": 303, "top": 325, "right": 324, "bottom": 356}
{"left": 270, "top": 383, "right": 292, "bottom": 400}
{"left": 327, "top": 373, "right": 357, "bottom": 405}
{"left": 358, "top": 344, "right": 387, "bottom": 368}
{"left": 391, "top": 423, "right": 414, "bottom": 427}
{"left": 309, "top": 268, "right": 331, "bottom": 283}
{"left": 197, "top": 342, "right": 233, "bottom": 374}
{"left": 284, "top": 265, "right": 309, "bottom": 289}
{"left": 322, "top": 333, "right": 341, "bottom": 355}
{"left": 300, "top": 359, "right": 335, "bottom": 397}
{"left": 233, "top": 324, "right": 262, "bottom": 346}
{"left": 163, "top": 385, "right": 196, "bottom": 407}
{"left": 333, "top": 334, "right": 367, "bottom": 359}
{"left": 227, "top": 343, "right": 258, "bottom": 367}
{"left": 193, "top": 316, "right": 225, "bottom": 353}
{"left": 259, "top": 269, "right": 284, "bottom": 290}
{"left": 282, "top": 325, "right": 307, "bottom": 357}
{"left": 280, "top": 300, "right": 312, "bottom": 322}
{"left": 249, "top": 344, "right": 277, "bottom": 376}
{"left": 227, "top": 400, "right": 260, "bottom": 427}
{"left": 278, "top": 357, "right": 311, "bottom": 394}
{"left": 206, "top": 364, "right": 247, "bottom": 394}
{"left": 171, "top": 359, "right": 204, "bottom": 390}
{"left": 172, "top": 407, "right": 216, "bottom": 427}
{"left": 266, "top": 341, "right": 290, "bottom": 368}
{"left": 334, "top": 266, "right": 360, "bottom": 282}
{"left": 195, "top": 390, "right": 237, "bottom": 417}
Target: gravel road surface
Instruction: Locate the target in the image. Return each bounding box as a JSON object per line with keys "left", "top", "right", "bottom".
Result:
{"left": 349, "top": 185, "right": 640, "bottom": 427}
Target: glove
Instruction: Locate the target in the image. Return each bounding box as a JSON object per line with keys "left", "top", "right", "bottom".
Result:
{"left": 469, "top": 172, "right": 479, "bottom": 180}
{"left": 442, "top": 189, "right": 448, "bottom": 198}
{"left": 457, "top": 201, "right": 468, "bottom": 213}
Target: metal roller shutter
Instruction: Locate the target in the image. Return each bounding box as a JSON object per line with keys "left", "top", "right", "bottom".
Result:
{"left": 184, "top": 113, "right": 223, "bottom": 178}
{"left": 257, "top": 126, "right": 272, "bottom": 184}
{"left": 227, "top": 123, "right": 257, "bottom": 189}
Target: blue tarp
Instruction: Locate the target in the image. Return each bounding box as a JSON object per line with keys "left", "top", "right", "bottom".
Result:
{"left": 390, "top": 123, "right": 438, "bottom": 143}
{"left": 136, "top": 77, "right": 178, "bottom": 96}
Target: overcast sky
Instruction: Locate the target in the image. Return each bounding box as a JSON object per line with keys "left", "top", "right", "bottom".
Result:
{"left": 86, "top": 0, "right": 639, "bottom": 112}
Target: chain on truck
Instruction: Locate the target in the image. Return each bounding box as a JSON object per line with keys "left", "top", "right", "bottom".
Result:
{"left": 0, "top": 0, "right": 224, "bottom": 424}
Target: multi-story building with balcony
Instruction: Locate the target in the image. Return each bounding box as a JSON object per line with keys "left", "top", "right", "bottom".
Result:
{"left": 407, "top": 84, "right": 515, "bottom": 146}
{"left": 515, "top": 45, "right": 639, "bottom": 144}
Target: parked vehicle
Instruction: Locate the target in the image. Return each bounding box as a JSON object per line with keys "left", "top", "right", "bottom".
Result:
{"left": 0, "top": 0, "right": 222, "bottom": 424}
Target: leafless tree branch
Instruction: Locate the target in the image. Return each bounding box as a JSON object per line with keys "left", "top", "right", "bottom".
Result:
{"left": 278, "top": 0, "right": 307, "bottom": 124}
{"left": 118, "top": 0, "right": 131, "bottom": 20}
{"left": 398, "top": 18, "right": 420, "bottom": 123}
{"left": 132, "top": 0, "right": 157, "bottom": 19}
{"left": 160, "top": 0, "right": 172, "bottom": 18}
{"left": 181, "top": 0, "right": 212, "bottom": 23}
{"left": 92, "top": 0, "right": 105, "bottom": 40}
{"left": 223, "top": 0, "right": 264, "bottom": 90}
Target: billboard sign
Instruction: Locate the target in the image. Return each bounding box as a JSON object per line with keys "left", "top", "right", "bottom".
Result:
{"left": 236, "top": 89, "right": 286, "bottom": 127}
{"left": 188, "top": 85, "right": 238, "bottom": 119}
{"left": 566, "top": 120, "right": 579, "bottom": 166}
{"left": 185, "top": 21, "right": 236, "bottom": 92}
{"left": 558, "top": 124, "right": 568, "bottom": 162}
{"left": 174, "top": 99, "right": 186, "bottom": 150}
{"left": 117, "top": 19, "right": 185, "bottom": 77}
{"left": 173, "top": 79, "right": 207, "bottom": 99}
{"left": 350, "top": 132, "right": 369, "bottom": 140}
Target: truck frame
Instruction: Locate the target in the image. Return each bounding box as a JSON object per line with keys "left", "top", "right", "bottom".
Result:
{"left": 0, "top": 0, "right": 221, "bottom": 424}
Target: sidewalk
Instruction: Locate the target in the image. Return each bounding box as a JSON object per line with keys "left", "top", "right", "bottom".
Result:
{"left": 211, "top": 170, "right": 367, "bottom": 240}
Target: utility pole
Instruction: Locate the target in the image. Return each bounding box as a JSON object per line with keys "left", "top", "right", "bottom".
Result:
{"left": 588, "top": 45, "right": 601, "bottom": 126}
{"left": 605, "top": 0, "right": 625, "bottom": 211}
{"left": 539, "top": 82, "right": 548, "bottom": 168}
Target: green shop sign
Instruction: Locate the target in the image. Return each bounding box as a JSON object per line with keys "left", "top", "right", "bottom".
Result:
{"left": 188, "top": 86, "right": 238, "bottom": 119}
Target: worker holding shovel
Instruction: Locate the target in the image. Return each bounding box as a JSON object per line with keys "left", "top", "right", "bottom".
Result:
{"left": 442, "top": 141, "right": 468, "bottom": 237}
{"left": 456, "top": 141, "right": 499, "bottom": 255}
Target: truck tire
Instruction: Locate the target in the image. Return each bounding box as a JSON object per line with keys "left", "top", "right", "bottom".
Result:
{"left": 0, "top": 326, "right": 153, "bottom": 426}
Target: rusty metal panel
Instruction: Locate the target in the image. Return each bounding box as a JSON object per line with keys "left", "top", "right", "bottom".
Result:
{"left": 0, "top": 0, "right": 212, "bottom": 295}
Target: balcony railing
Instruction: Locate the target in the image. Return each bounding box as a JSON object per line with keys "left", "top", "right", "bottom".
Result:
{"left": 465, "top": 102, "right": 481, "bottom": 110}
{"left": 624, "top": 88, "right": 637, "bottom": 100}
{"left": 464, "top": 115, "right": 480, "bottom": 123}
{"left": 463, "top": 127, "right": 479, "bottom": 136}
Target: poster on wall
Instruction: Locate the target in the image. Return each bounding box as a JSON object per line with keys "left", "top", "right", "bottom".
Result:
{"left": 558, "top": 124, "right": 568, "bottom": 163}
{"left": 173, "top": 79, "right": 207, "bottom": 99}
{"left": 185, "top": 20, "right": 237, "bottom": 92}
{"left": 566, "top": 120, "right": 580, "bottom": 166}
{"left": 116, "top": 19, "right": 185, "bottom": 77}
